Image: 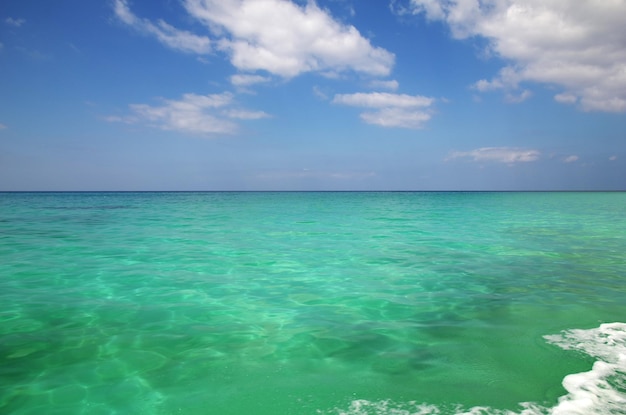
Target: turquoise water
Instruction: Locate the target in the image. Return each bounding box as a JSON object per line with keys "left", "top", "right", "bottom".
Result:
{"left": 1, "top": 192, "right": 625, "bottom": 414}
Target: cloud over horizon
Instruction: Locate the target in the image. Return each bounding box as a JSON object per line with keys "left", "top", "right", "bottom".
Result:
{"left": 447, "top": 147, "right": 541, "bottom": 164}
{"left": 402, "top": 0, "right": 626, "bottom": 112}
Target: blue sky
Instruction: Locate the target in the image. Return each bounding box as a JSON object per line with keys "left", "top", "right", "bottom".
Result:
{"left": 1, "top": 0, "right": 625, "bottom": 190}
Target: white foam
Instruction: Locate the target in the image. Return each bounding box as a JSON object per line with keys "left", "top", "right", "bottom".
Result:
{"left": 325, "top": 399, "right": 441, "bottom": 415}
{"left": 322, "top": 323, "right": 626, "bottom": 415}
{"left": 545, "top": 322, "right": 626, "bottom": 415}
{"left": 544, "top": 322, "right": 626, "bottom": 363}
{"left": 322, "top": 400, "right": 547, "bottom": 415}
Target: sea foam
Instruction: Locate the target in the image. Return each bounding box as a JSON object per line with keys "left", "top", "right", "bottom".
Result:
{"left": 324, "top": 323, "right": 626, "bottom": 415}
{"left": 545, "top": 322, "right": 626, "bottom": 415}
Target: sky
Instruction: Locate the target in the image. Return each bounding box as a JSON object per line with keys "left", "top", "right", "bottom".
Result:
{"left": 1, "top": 0, "right": 625, "bottom": 191}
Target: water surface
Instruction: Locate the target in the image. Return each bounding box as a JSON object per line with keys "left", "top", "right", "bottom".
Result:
{"left": 1, "top": 192, "right": 625, "bottom": 414}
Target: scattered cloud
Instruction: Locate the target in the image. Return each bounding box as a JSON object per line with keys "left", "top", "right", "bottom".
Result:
{"left": 112, "top": 1, "right": 421, "bottom": 128}
{"left": 333, "top": 92, "right": 433, "bottom": 108}
{"left": 447, "top": 147, "right": 541, "bottom": 163}
{"left": 333, "top": 92, "right": 434, "bottom": 128}
{"left": 563, "top": 155, "right": 579, "bottom": 163}
{"left": 5, "top": 17, "right": 25, "bottom": 27}
{"left": 0, "top": 123, "right": 6, "bottom": 130}
{"left": 113, "top": 0, "right": 212, "bottom": 55}
{"left": 368, "top": 79, "right": 399, "bottom": 91}
{"left": 230, "top": 74, "right": 271, "bottom": 87}
{"left": 107, "top": 92, "right": 269, "bottom": 135}
{"left": 222, "top": 108, "right": 271, "bottom": 120}
{"left": 403, "top": 0, "right": 626, "bottom": 112}
{"left": 505, "top": 89, "right": 532, "bottom": 104}
{"left": 115, "top": 0, "right": 394, "bottom": 78}
{"left": 360, "top": 107, "right": 432, "bottom": 129}
{"left": 609, "top": 155, "right": 618, "bottom": 161}
{"left": 312, "top": 86, "right": 331, "bottom": 100}
{"left": 554, "top": 93, "right": 578, "bottom": 105}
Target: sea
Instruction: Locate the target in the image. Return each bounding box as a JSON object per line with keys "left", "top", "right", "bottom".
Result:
{"left": 1, "top": 191, "right": 625, "bottom": 415}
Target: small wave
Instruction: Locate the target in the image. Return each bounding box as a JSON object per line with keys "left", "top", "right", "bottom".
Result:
{"left": 322, "top": 323, "right": 626, "bottom": 415}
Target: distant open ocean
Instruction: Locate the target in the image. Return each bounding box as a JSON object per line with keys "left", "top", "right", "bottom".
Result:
{"left": 1, "top": 192, "right": 625, "bottom": 414}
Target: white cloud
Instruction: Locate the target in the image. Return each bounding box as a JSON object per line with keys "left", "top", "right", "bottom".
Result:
{"left": 108, "top": 92, "right": 269, "bottom": 135}
{"left": 113, "top": 0, "right": 212, "bottom": 54}
{"left": 505, "top": 89, "right": 532, "bottom": 103}
{"left": 115, "top": 0, "right": 394, "bottom": 78}
{"left": 360, "top": 107, "right": 432, "bottom": 129}
{"left": 333, "top": 92, "right": 434, "bottom": 128}
{"left": 184, "top": 0, "right": 394, "bottom": 77}
{"left": 368, "top": 79, "right": 400, "bottom": 91}
{"left": 609, "top": 155, "right": 618, "bottom": 161}
{"left": 5, "top": 17, "right": 25, "bottom": 27}
{"left": 405, "top": 0, "right": 446, "bottom": 20}
{"left": 554, "top": 93, "right": 578, "bottom": 105}
{"left": 230, "top": 74, "right": 271, "bottom": 86}
{"left": 312, "top": 86, "right": 329, "bottom": 100}
{"left": 563, "top": 155, "right": 579, "bottom": 163}
{"left": 447, "top": 147, "right": 541, "bottom": 163}
{"left": 222, "top": 109, "right": 271, "bottom": 119}
{"left": 333, "top": 92, "right": 433, "bottom": 108}
{"left": 0, "top": 123, "right": 6, "bottom": 130}
{"left": 405, "top": 0, "right": 626, "bottom": 112}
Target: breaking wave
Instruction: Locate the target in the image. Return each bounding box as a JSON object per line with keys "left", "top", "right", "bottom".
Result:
{"left": 323, "top": 323, "right": 626, "bottom": 415}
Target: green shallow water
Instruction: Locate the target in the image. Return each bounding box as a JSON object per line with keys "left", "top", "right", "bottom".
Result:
{"left": 1, "top": 192, "right": 625, "bottom": 414}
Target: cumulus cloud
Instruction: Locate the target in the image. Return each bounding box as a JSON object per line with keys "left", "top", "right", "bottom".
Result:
{"left": 563, "top": 155, "right": 579, "bottom": 163}
{"left": 447, "top": 147, "right": 541, "bottom": 163}
{"left": 333, "top": 92, "right": 434, "bottom": 128}
{"left": 115, "top": 0, "right": 394, "bottom": 78}
{"left": 184, "top": 0, "right": 394, "bottom": 77}
{"left": 113, "top": 0, "right": 212, "bottom": 54}
{"left": 404, "top": 0, "right": 626, "bottom": 112}
{"left": 107, "top": 92, "right": 269, "bottom": 135}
